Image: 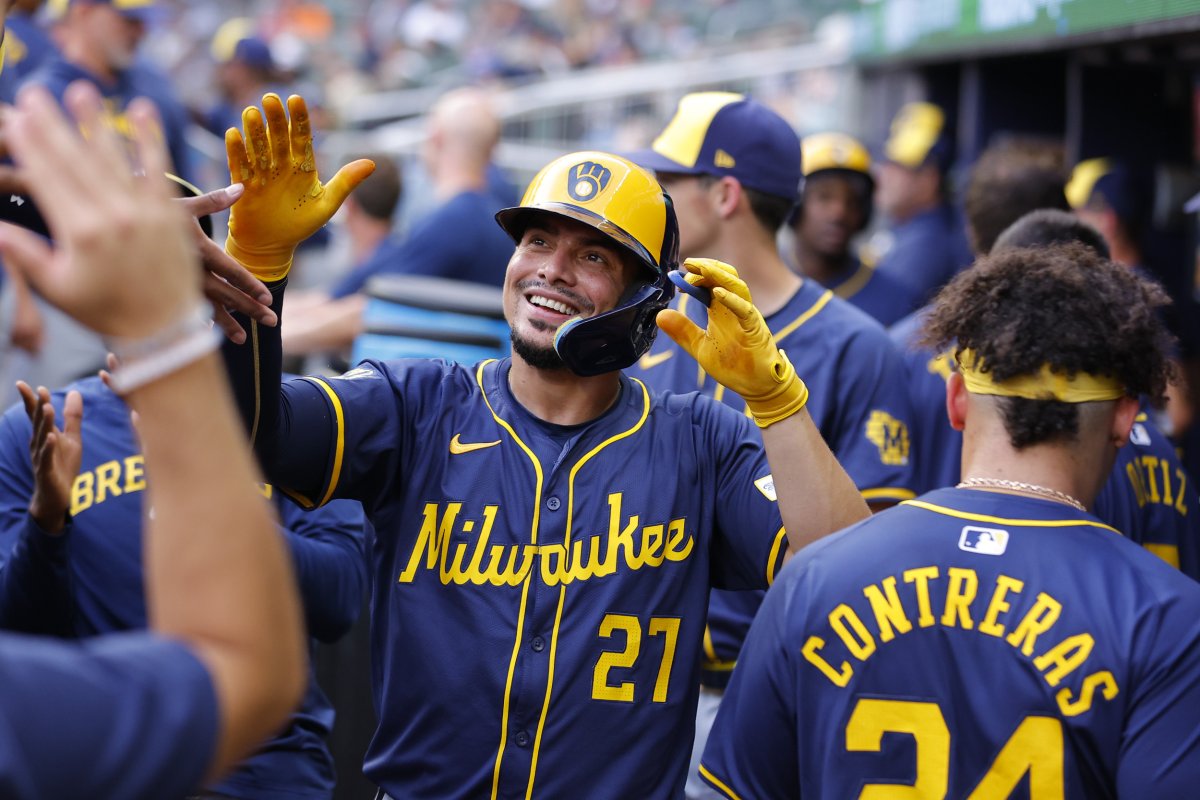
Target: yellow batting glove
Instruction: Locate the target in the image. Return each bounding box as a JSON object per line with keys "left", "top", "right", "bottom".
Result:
{"left": 225, "top": 93, "right": 375, "bottom": 281}
{"left": 656, "top": 258, "right": 809, "bottom": 428}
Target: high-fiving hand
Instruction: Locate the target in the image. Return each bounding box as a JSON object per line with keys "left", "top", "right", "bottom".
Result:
{"left": 225, "top": 93, "right": 375, "bottom": 282}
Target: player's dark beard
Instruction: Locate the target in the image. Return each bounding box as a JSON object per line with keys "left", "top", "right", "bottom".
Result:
{"left": 511, "top": 329, "right": 568, "bottom": 371}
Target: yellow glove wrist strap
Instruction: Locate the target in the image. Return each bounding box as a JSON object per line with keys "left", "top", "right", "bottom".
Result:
{"left": 225, "top": 234, "right": 294, "bottom": 282}
{"left": 744, "top": 351, "right": 810, "bottom": 428}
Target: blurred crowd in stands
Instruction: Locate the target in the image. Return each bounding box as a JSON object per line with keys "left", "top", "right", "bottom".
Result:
{"left": 144, "top": 0, "right": 811, "bottom": 133}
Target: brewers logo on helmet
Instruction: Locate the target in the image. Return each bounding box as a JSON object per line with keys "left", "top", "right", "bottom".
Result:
{"left": 496, "top": 151, "right": 680, "bottom": 376}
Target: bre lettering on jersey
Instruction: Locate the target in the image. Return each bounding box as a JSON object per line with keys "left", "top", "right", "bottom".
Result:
{"left": 397, "top": 492, "right": 693, "bottom": 587}
{"left": 959, "top": 526, "right": 1009, "bottom": 556}
{"left": 799, "top": 565, "right": 1119, "bottom": 718}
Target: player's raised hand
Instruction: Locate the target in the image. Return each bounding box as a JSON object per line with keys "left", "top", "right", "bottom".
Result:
{"left": 0, "top": 82, "right": 199, "bottom": 339}
{"left": 656, "top": 258, "right": 809, "bottom": 428}
{"left": 225, "top": 93, "right": 375, "bottom": 281}
{"left": 16, "top": 382, "right": 83, "bottom": 535}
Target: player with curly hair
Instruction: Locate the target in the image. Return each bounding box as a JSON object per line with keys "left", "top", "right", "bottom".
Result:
{"left": 700, "top": 243, "right": 1200, "bottom": 798}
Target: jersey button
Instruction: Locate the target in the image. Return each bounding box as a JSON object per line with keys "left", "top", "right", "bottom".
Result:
{"left": 531, "top": 636, "right": 546, "bottom": 652}
{"left": 545, "top": 496, "right": 561, "bottom": 511}
{"left": 514, "top": 730, "right": 531, "bottom": 747}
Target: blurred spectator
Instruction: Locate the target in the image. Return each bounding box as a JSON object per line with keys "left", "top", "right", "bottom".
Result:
{"left": 964, "top": 136, "right": 1068, "bottom": 255}
{"left": 6, "top": 0, "right": 195, "bottom": 402}
{"left": 37, "top": 0, "right": 193, "bottom": 180}
{"left": 283, "top": 87, "right": 514, "bottom": 357}
{"left": 200, "top": 16, "right": 279, "bottom": 137}
{"left": 790, "top": 131, "right": 919, "bottom": 326}
{"left": 867, "top": 101, "right": 973, "bottom": 304}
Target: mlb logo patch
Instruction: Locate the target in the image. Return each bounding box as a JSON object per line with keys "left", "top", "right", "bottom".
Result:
{"left": 1130, "top": 422, "right": 1151, "bottom": 447}
{"left": 959, "top": 526, "right": 1009, "bottom": 556}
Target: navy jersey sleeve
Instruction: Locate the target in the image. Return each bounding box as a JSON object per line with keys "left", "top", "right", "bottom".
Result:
{"left": 1116, "top": 576, "right": 1200, "bottom": 792}
{"left": 700, "top": 560, "right": 804, "bottom": 798}
{"left": 0, "top": 632, "right": 218, "bottom": 799}
{"left": 224, "top": 283, "right": 425, "bottom": 510}
{"left": 697, "top": 397, "right": 789, "bottom": 591}
{"left": 0, "top": 405, "right": 73, "bottom": 636}
{"left": 277, "top": 496, "right": 369, "bottom": 641}
{"left": 223, "top": 281, "right": 351, "bottom": 503}
{"left": 827, "top": 328, "right": 916, "bottom": 503}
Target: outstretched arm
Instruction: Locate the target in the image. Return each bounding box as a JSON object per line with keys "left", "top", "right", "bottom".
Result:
{"left": 657, "top": 258, "right": 870, "bottom": 556}
{"left": 219, "top": 93, "right": 374, "bottom": 493}
{"left": 0, "top": 81, "right": 306, "bottom": 782}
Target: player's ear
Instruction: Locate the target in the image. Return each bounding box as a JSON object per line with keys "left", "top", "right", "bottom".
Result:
{"left": 946, "top": 371, "right": 967, "bottom": 431}
{"left": 715, "top": 176, "right": 742, "bottom": 219}
{"left": 1109, "top": 395, "right": 1140, "bottom": 448}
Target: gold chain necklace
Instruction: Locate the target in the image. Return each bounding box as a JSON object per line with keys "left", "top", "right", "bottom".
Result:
{"left": 956, "top": 477, "right": 1086, "bottom": 512}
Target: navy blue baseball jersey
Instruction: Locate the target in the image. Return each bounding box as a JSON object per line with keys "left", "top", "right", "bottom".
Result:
{"left": 0, "top": 630, "right": 217, "bottom": 798}
{"left": 1094, "top": 411, "right": 1200, "bottom": 578}
{"left": 814, "top": 253, "right": 923, "bottom": 328}
{"left": 630, "top": 279, "right": 916, "bottom": 684}
{"left": 890, "top": 314, "right": 1200, "bottom": 581}
{"left": 245, "top": 356, "right": 788, "bottom": 798}
{"left": 0, "top": 377, "right": 369, "bottom": 800}
{"left": 868, "top": 203, "right": 974, "bottom": 304}
{"left": 701, "top": 487, "right": 1200, "bottom": 798}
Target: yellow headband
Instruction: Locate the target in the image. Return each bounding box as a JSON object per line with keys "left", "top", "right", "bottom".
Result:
{"left": 956, "top": 349, "right": 1125, "bottom": 403}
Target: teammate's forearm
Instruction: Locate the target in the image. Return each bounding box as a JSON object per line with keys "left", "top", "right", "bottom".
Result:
{"left": 280, "top": 293, "right": 367, "bottom": 357}
{"left": 761, "top": 410, "right": 870, "bottom": 557}
{"left": 129, "top": 353, "right": 306, "bottom": 777}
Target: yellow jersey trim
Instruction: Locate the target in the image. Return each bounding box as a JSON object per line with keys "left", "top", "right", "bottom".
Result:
{"left": 861, "top": 487, "right": 917, "bottom": 502}
{"left": 901, "top": 498, "right": 1120, "bottom": 534}
{"left": 711, "top": 289, "right": 831, "bottom": 409}
{"left": 698, "top": 764, "right": 744, "bottom": 800}
{"left": 702, "top": 622, "right": 738, "bottom": 672}
{"left": 304, "top": 377, "right": 346, "bottom": 507}
{"left": 526, "top": 377, "right": 652, "bottom": 797}
{"left": 766, "top": 526, "right": 788, "bottom": 586}
{"left": 832, "top": 261, "right": 874, "bottom": 301}
{"left": 279, "top": 486, "right": 316, "bottom": 510}
{"left": 1144, "top": 543, "right": 1181, "bottom": 569}
{"left": 476, "top": 360, "right": 546, "bottom": 800}
{"left": 773, "top": 288, "right": 833, "bottom": 342}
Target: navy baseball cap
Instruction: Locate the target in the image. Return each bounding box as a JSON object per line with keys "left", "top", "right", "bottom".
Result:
{"left": 1067, "top": 158, "right": 1150, "bottom": 227}
{"left": 211, "top": 18, "right": 275, "bottom": 71}
{"left": 628, "top": 92, "right": 803, "bottom": 202}
{"left": 881, "top": 101, "right": 954, "bottom": 172}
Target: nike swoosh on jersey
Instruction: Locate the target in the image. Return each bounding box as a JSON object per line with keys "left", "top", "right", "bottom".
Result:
{"left": 449, "top": 434, "right": 501, "bottom": 454}
{"left": 638, "top": 350, "right": 673, "bottom": 369}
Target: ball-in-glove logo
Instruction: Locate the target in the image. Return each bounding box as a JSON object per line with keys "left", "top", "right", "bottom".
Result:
{"left": 567, "top": 161, "right": 612, "bottom": 202}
